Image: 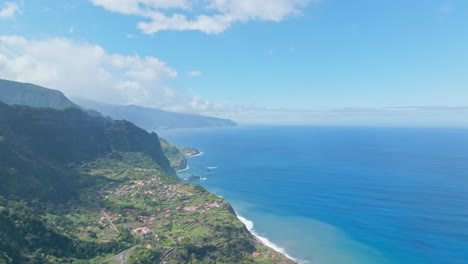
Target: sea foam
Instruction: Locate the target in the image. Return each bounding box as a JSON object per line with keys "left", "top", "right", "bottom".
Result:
{"left": 188, "top": 151, "right": 204, "bottom": 158}
{"left": 176, "top": 165, "right": 190, "bottom": 172}
{"left": 236, "top": 214, "right": 308, "bottom": 263}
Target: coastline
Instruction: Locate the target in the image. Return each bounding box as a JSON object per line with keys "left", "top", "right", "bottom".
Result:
{"left": 236, "top": 214, "right": 301, "bottom": 263}
{"left": 175, "top": 149, "right": 203, "bottom": 172}
{"left": 177, "top": 148, "right": 298, "bottom": 263}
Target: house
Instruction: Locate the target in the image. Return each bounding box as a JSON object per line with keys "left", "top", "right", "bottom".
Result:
{"left": 133, "top": 227, "right": 153, "bottom": 236}
{"left": 252, "top": 252, "right": 261, "bottom": 257}
{"left": 184, "top": 206, "right": 198, "bottom": 212}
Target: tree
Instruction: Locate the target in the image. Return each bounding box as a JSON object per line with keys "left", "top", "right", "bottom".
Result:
{"left": 88, "top": 230, "right": 97, "bottom": 239}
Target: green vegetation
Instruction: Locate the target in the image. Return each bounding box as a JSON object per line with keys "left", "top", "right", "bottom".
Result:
{"left": 0, "top": 197, "right": 138, "bottom": 263}
{"left": 0, "top": 102, "right": 175, "bottom": 201}
{"left": 160, "top": 140, "right": 203, "bottom": 172}
{"left": 160, "top": 138, "right": 187, "bottom": 171}
{"left": 0, "top": 103, "right": 293, "bottom": 263}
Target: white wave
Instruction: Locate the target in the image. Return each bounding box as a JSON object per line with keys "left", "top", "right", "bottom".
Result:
{"left": 236, "top": 214, "right": 305, "bottom": 263}
{"left": 207, "top": 166, "right": 218, "bottom": 170}
{"left": 187, "top": 151, "right": 204, "bottom": 158}
{"left": 237, "top": 215, "right": 254, "bottom": 230}
{"left": 176, "top": 165, "right": 189, "bottom": 172}
{"left": 201, "top": 177, "right": 207, "bottom": 181}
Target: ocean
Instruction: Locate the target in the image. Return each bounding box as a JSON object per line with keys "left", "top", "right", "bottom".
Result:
{"left": 158, "top": 126, "right": 468, "bottom": 264}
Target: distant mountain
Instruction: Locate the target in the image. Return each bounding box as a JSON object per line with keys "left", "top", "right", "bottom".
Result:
{"left": 74, "top": 98, "right": 237, "bottom": 131}
{"left": 0, "top": 79, "right": 77, "bottom": 109}
{"left": 0, "top": 79, "right": 236, "bottom": 130}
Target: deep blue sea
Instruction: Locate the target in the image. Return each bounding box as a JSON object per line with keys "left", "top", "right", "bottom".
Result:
{"left": 159, "top": 126, "right": 468, "bottom": 264}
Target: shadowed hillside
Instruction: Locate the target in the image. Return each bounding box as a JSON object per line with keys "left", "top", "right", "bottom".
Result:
{"left": 0, "top": 102, "right": 175, "bottom": 201}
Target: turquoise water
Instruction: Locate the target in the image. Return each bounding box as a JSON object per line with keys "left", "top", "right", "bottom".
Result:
{"left": 159, "top": 126, "right": 468, "bottom": 264}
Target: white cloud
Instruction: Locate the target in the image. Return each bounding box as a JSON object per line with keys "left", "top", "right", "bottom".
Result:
{"left": 208, "top": 0, "right": 306, "bottom": 21}
{"left": 0, "top": 2, "right": 21, "bottom": 19}
{"left": 0, "top": 35, "right": 222, "bottom": 113}
{"left": 90, "top": 0, "right": 312, "bottom": 34}
{"left": 90, "top": 0, "right": 190, "bottom": 15}
{"left": 187, "top": 70, "right": 202, "bottom": 77}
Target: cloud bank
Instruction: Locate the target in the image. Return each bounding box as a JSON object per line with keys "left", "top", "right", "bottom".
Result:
{"left": 90, "top": 0, "right": 311, "bottom": 34}
{"left": 0, "top": 35, "right": 222, "bottom": 113}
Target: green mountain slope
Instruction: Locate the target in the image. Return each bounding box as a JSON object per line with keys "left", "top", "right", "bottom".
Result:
{"left": 74, "top": 98, "right": 237, "bottom": 130}
{"left": 0, "top": 103, "right": 293, "bottom": 264}
{"left": 160, "top": 138, "right": 188, "bottom": 171}
{"left": 0, "top": 79, "right": 77, "bottom": 109}
{"left": 0, "top": 102, "right": 175, "bottom": 201}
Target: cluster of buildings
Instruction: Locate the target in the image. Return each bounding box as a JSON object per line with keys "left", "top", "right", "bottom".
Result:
{"left": 111, "top": 178, "right": 157, "bottom": 197}
{"left": 96, "top": 176, "right": 226, "bottom": 245}
{"left": 183, "top": 202, "right": 220, "bottom": 212}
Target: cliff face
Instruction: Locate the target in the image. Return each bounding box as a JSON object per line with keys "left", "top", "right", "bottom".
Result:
{"left": 160, "top": 137, "right": 188, "bottom": 171}
{"left": 0, "top": 102, "right": 175, "bottom": 201}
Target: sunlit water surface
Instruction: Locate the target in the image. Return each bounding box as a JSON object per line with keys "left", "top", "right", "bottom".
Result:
{"left": 159, "top": 126, "right": 468, "bottom": 264}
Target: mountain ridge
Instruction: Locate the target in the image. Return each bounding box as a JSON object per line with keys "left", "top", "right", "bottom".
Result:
{"left": 73, "top": 98, "right": 237, "bottom": 131}
{"left": 0, "top": 79, "right": 237, "bottom": 130}
{"left": 0, "top": 79, "right": 77, "bottom": 109}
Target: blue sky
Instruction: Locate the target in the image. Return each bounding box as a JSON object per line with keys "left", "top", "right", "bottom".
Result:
{"left": 0, "top": 0, "right": 467, "bottom": 126}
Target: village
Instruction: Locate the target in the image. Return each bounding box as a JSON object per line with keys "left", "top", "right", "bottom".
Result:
{"left": 37, "top": 150, "right": 292, "bottom": 264}
{"left": 95, "top": 175, "right": 228, "bottom": 248}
